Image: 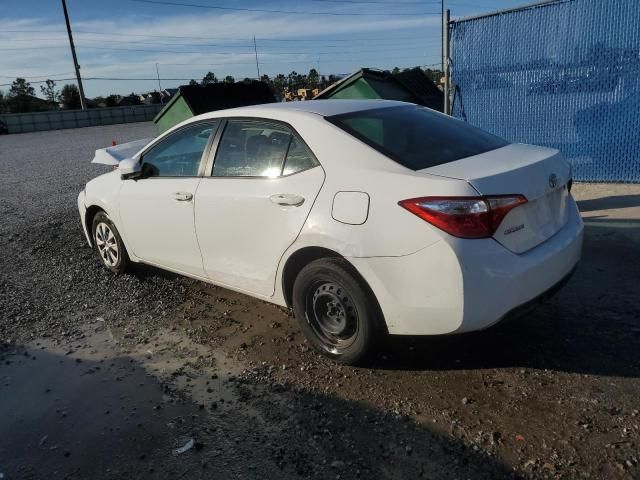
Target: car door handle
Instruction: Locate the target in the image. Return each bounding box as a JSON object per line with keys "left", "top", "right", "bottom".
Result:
{"left": 173, "top": 192, "right": 193, "bottom": 202}
{"left": 269, "top": 193, "right": 305, "bottom": 207}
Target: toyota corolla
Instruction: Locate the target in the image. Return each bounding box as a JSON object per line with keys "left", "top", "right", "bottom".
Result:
{"left": 78, "top": 100, "right": 583, "bottom": 364}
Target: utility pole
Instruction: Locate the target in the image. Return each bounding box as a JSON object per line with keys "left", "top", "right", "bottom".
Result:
{"left": 253, "top": 36, "right": 261, "bottom": 79}
{"left": 155, "top": 63, "right": 163, "bottom": 104}
{"left": 61, "top": 0, "right": 86, "bottom": 110}
{"left": 155, "top": 63, "right": 162, "bottom": 92}
{"left": 443, "top": 8, "right": 451, "bottom": 115}
{"left": 441, "top": 0, "right": 444, "bottom": 76}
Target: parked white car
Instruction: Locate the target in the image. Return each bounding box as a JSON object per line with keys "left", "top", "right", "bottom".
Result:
{"left": 78, "top": 100, "right": 583, "bottom": 364}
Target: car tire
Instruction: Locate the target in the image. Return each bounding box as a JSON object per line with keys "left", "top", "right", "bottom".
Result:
{"left": 91, "top": 211, "right": 130, "bottom": 274}
{"left": 292, "top": 257, "right": 383, "bottom": 365}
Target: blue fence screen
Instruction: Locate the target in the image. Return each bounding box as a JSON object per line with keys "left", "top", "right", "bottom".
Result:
{"left": 450, "top": 0, "right": 640, "bottom": 182}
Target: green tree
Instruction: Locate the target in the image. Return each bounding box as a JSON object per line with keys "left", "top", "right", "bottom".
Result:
{"left": 287, "top": 71, "right": 300, "bottom": 90}
{"left": 392, "top": 67, "right": 401, "bottom": 74}
{"left": 40, "top": 79, "right": 59, "bottom": 103}
{"left": 424, "top": 68, "right": 442, "bottom": 83}
{"left": 201, "top": 72, "right": 218, "bottom": 85}
{"left": 105, "top": 94, "right": 120, "bottom": 107}
{"left": 223, "top": 75, "right": 235, "bottom": 84}
{"left": 121, "top": 92, "right": 141, "bottom": 106}
{"left": 188, "top": 79, "right": 199, "bottom": 86}
{"left": 8, "top": 78, "right": 35, "bottom": 97}
{"left": 152, "top": 91, "right": 162, "bottom": 104}
{"left": 273, "top": 74, "right": 286, "bottom": 93}
{"left": 307, "top": 68, "right": 319, "bottom": 88}
{"left": 60, "top": 84, "right": 81, "bottom": 110}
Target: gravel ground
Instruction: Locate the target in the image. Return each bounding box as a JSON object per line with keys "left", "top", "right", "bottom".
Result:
{"left": 1, "top": 124, "right": 639, "bottom": 479}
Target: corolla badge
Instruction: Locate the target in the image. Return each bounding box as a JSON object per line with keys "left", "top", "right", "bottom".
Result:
{"left": 548, "top": 173, "right": 558, "bottom": 189}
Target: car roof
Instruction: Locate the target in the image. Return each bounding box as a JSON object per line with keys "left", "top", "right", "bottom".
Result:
{"left": 195, "top": 99, "right": 410, "bottom": 121}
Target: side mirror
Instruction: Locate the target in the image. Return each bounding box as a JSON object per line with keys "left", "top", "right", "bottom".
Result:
{"left": 119, "top": 158, "right": 141, "bottom": 180}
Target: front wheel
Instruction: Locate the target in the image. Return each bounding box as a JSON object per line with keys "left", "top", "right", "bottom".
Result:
{"left": 292, "top": 257, "right": 383, "bottom": 364}
{"left": 91, "top": 211, "right": 130, "bottom": 274}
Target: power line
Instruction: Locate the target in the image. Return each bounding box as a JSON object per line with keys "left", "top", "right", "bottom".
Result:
{"left": 0, "top": 44, "right": 437, "bottom": 56}
{"left": 1, "top": 29, "right": 67, "bottom": 34}
{"left": 79, "top": 31, "right": 442, "bottom": 42}
{"left": 309, "top": 0, "right": 427, "bottom": 3}
{"left": 0, "top": 71, "right": 76, "bottom": 79}
{"left": 129, "top": 0, "right": 439, "bottom": 16}
{"left": 0, "top": 78, "right": 78, "bottom": 87}
{"left": 6, "top": 36, "right": 439, "bottom": 50}
{"left": 2, "top": 29, "right": 441, "bottom": 43}
{"left": 447, "top": 2, "right": 505, "bottom": 7}
{"left": 86, "top": 54, "right": 439, "bottom": 69}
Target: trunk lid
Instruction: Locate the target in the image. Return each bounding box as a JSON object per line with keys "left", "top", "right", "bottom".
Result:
{"left": 91, "top": 138, "right": 153, "bottom": 166}
{"left": 422, "top": 143, "right": 572, "bottom": 253}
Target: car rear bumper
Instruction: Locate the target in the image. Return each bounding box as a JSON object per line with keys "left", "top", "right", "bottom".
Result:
{"left": 348, "top": 198, "right": 584, "bottom": 335}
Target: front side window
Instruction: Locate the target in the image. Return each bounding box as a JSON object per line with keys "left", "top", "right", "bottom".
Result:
{"left": 141, "top": 122, "right": 217, "bottom": 177}
{"left": 328, "top": 106, "right": 509, "bottom": 170}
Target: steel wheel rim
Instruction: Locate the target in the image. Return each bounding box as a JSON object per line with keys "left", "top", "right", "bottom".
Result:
{"left": 305, "top": 281, "right": 359, "bottom": 354}
{"left": 95, "top": 222, "right": 119, "bottom": 267}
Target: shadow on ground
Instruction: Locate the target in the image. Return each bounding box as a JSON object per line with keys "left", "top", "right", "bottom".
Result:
{"left": 0, "top": 345, "right": 520, "bottom": 480}
{"left": 577, "top": 194, "right": 640, "bottom": 213}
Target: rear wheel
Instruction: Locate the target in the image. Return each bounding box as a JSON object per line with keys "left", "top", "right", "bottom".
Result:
{"left": 292, "top": 257, "right": 382, "bottom": 364}
{"left": 91, "top": 211, "right": 129, "bottom": 274}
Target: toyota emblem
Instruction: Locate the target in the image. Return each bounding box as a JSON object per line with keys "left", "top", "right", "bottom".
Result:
{"left": 548, "top": 173, "right": 558, "bottom": 189}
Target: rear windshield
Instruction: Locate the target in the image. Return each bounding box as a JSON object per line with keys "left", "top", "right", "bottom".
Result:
{"left": 327, "top": 105, "right": 509, "bottom": 170}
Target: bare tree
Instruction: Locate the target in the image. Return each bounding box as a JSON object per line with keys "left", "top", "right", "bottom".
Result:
{"left": 40, "top": 79, "right": 59, "bottom": 104}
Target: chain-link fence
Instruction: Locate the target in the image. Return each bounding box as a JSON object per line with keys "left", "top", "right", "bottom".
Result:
{"left": 450, "top": 0, "right": 640, "bottom": 182}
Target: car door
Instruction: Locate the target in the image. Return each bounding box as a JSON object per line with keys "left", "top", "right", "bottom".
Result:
{"left": 194, "top": 118, "right": 325, "bottom": 297}
{"left": 119, "top": 121, "right": 219, "bottom": 276}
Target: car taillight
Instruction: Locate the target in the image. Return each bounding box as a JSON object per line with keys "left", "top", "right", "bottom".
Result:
{"left": 398, "top": 195, "right": 527, "bottom": 239}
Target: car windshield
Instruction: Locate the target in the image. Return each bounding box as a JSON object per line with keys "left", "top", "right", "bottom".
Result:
{"left": 327, "top": 105, "right": 509, "bottom": 170}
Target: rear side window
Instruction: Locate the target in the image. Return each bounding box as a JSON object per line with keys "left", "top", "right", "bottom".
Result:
{"left": 212, "top": 119, "right": 319, "bottom": 177}
{"left": 283, "top": 136, "right": 318, "bottom": 175}
{"left": 213, "top": 120, "right": 291, "bottom": 177}
{"left": 327, "top": 106, "right": 509, "bottom": 170}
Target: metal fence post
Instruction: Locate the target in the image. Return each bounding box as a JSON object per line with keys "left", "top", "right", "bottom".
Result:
{"left": 443, "top": 9, "right": 451, "bottom": 115}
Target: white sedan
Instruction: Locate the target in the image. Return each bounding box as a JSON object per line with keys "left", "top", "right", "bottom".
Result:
{"left": 78, "top": 100, "right": 583, "bottom": 364}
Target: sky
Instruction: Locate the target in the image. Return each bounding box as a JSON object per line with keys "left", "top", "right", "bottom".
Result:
{"left": 1, "top": 0, "right": 528, "bottom": 98}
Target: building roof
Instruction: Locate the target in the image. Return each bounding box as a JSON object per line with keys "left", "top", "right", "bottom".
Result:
{"left": 314, "top": 68, "right": 443, "bottom": 112}
{"left": 154, "top": 81, "right": 276, "bottom": 124}
{"left": 183, "top": 82, "right": 275, "bottom": 115}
